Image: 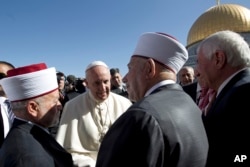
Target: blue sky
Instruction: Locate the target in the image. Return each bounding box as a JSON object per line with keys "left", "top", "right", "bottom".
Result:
{"left": 0, "top": 0, "right": 249, "bottom": 78}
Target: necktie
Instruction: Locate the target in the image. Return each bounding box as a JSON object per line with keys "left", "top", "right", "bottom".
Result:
{"left": 4, "top": 100, "right": 14, "bottom": 122}
{"left": 197, "top": 88, "right": 209, "bottom": 106}
{"left": 198, "top": 88, "right": 216, "bottom": 115}
{"left": 204, "top": 91, "right": 217, "bottom": 115}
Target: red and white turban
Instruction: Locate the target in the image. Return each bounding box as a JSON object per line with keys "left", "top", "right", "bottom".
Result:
{"left": 0, "top": 63, "right": 58, "bottom": 102}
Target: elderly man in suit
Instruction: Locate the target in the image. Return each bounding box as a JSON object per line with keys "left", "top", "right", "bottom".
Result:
{"left": 196, "top": 30, "right": 250, "bottom": 166}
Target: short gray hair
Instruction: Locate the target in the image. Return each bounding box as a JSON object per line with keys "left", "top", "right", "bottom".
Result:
{"left": 197, "top": 30, "right": 250, "bottom": 68}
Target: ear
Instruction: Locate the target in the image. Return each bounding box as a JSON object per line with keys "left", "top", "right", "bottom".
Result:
{"left": 26, "top": 100, "right": 39, "bottom": 118}
{"left": 144, "top": 58, "right": 156, "bottom": 79}
{"left": 214, "top": 50, "right": 226, "bottom": 69}
{"left": 85, "top": 80, "right": 90, "bottom": 89}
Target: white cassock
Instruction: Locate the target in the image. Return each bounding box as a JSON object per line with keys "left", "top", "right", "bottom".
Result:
{"left": 56, "top": 91, "right": 132, "bottom": 167}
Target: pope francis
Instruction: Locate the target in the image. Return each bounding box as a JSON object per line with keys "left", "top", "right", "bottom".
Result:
{"left": 56, "top": 61, "right": 132, "bottom": 167}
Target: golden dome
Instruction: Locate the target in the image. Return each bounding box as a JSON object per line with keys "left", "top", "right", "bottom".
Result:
{"left": 187, "top": 4, "right": 250, "bottom": 47}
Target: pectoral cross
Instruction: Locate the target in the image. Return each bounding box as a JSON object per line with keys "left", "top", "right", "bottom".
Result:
{"left": 99, "top": 125, "right": 108, "bottom": 142}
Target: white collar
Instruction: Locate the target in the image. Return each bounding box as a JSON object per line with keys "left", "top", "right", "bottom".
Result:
{"left": 144, "top": 80, "right": 175, "bottom": 97}
{"left": 0, "top": 96, "right": 7, "bottom": 103}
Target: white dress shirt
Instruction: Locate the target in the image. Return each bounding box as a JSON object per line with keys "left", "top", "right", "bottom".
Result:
{"left": 0, "top": 97, "right": 13, "bottom": 138}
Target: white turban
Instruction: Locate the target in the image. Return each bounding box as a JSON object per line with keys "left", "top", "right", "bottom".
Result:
{"left": 132, "top": 32, "right": 188, "bottom": 73}
{"left": 0, "top": 63, "right": 58, "bottom": 102}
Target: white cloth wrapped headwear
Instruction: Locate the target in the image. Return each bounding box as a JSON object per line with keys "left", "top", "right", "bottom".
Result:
{"left": 85, "top": 61, "right": 109, "bottom": 71}
{"left": 132, "top": 32, "right": 188, "bottom": 74}
{"left": 0, "top": 63, "right": 58, "bottom": 102}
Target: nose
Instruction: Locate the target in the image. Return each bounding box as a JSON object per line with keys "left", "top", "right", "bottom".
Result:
{"left": 184, "top": 75, "right": 189, "bottom": 79}
{"left": 196, "top": 72, "right": 201, "bottom": 78}
{"left": 99, "top": 82, "right": 107, "bottom": 91}
{"left": 193, "top": 67, "right": 199, "bottom": 77}
{"left": 122, "top": 75, "right": 127, "bottom": 83}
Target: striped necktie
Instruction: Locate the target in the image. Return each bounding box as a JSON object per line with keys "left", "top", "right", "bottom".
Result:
{"left": 4, "top": 100, "right": 14, "bottom": 122}
{"left": 198, "top": 89, "right": 216, "bottom": 115}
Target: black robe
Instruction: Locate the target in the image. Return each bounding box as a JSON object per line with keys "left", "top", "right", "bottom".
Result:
{"left": 0, "top": 119, "right": 73, "bottom": 167}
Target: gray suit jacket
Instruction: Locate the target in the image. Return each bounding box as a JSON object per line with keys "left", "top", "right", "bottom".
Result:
{"left": 96, "top": 83, "right": 208, "bottom": 167}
